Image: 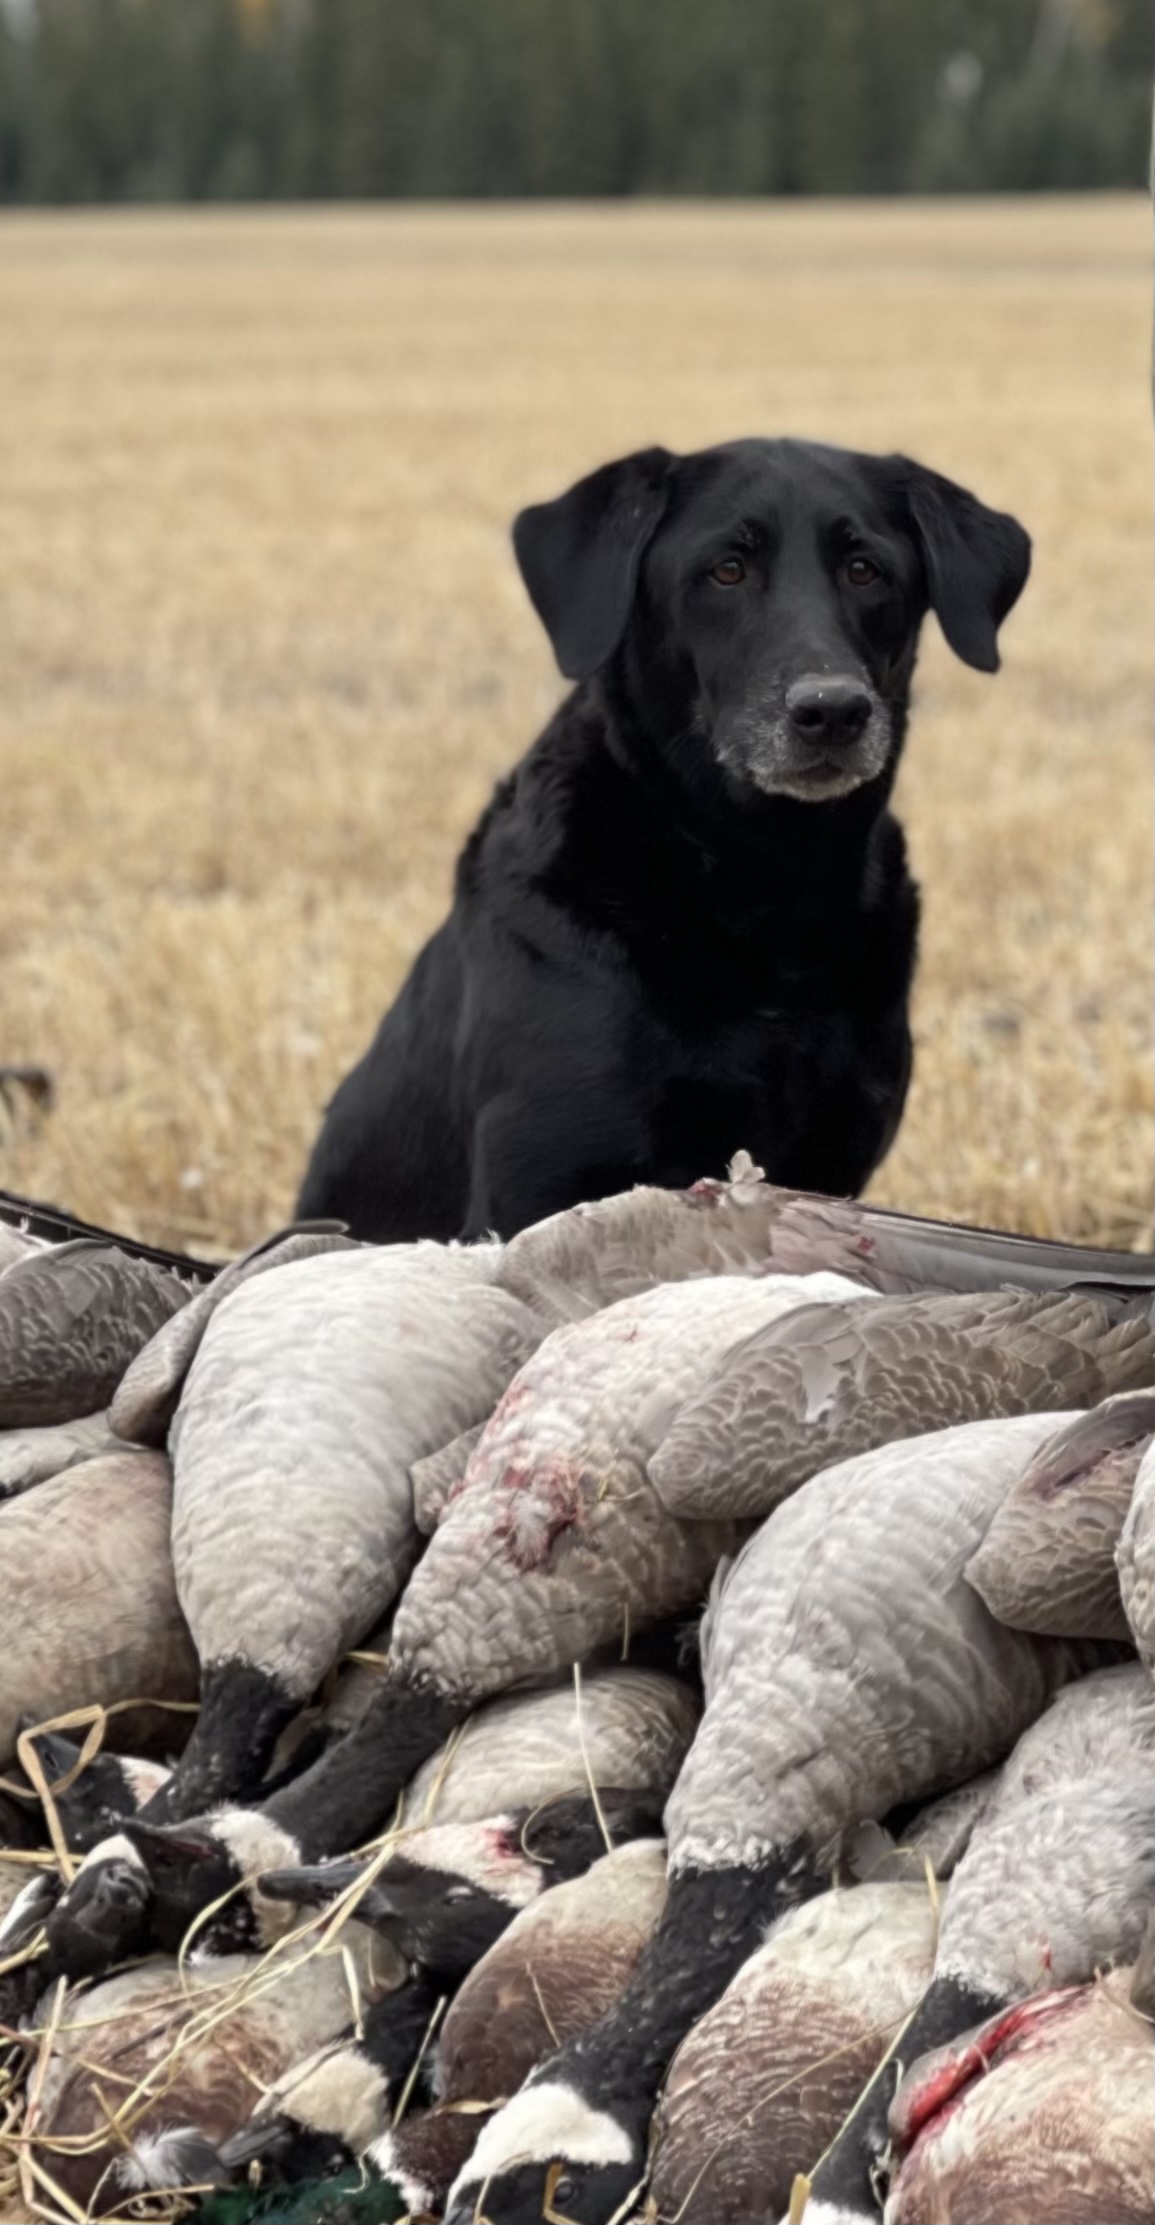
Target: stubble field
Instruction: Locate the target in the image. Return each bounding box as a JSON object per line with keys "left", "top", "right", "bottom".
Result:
{"left": 0, "top": 195, "right": 1150, "bottom": 1255}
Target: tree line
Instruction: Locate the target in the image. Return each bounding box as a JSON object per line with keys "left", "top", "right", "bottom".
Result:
{"left": 0, "top": 0, "right": 1150, "bottom": 205}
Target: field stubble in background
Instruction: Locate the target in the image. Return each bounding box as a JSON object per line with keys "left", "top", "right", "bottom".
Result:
{"left": 0, "top": 195, "right": 1150, "bottom": 1253}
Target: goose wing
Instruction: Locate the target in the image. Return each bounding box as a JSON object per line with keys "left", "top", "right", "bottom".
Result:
{"left": 649, "top": 1290, "right": 1153, "bottom": 1523}
{"left": 966, "top": 1391, "right": 1154, "bottom": 1640}
{"left": 499, "top": 1155, "right": 1155, "bottom": 1325}
{"left": 0, "top": 1241, "right": 191, "bottom": 1430}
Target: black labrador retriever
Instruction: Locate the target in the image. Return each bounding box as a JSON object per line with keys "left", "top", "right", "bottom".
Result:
{"left": 298, "top": 438, "right": 1029, "bottom": 1241}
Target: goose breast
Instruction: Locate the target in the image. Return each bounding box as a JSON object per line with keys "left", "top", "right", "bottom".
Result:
{"left": 885, "top": 1973, "right": 1154, "bottom": 2225}
{"left": 0, "top": 1448, "right": 197, "bottom": 1766}
{"left": 650, "top": 1882, "right": 939, "bottom": 2225}
{"left": 665, "top": 1414, "right": 1103, "bottom": 1876}
{"left": 169, "top": 1244, "right": 538, "bottom": 1705}
{"left": 391, "top": 1272, "right": 866, "bottom": 1703}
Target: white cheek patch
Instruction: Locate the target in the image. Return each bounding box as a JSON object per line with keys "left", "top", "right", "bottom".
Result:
{"left": 271, "top": 2044, "right": 389, "bottom": 2149}
{"left": 366, "top": 2129, "right": 438, "bottom": 2212}
{"left": 122, "top": 1756, "right": 172, "bottom": 1808}
{"left": 75, "top": 1833, "right": 149, "bottom": 1883}
{"left": 450, "top": 2080, "right": 636, "bottom": 2194}
{"left": 209, "top": 1809, "right": 300, "bottom": 1877}
{"left": 401, "top": 1817, "right": 541, "bottom": 1908}
{"left": 205, "top": 1810, "right": 302, "bottom": 1947}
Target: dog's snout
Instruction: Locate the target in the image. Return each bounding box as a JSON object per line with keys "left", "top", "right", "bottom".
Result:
{"left": 786, "top": 674, "right": 873, "bottom": 747}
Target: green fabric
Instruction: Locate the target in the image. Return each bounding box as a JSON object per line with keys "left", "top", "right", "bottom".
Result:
{"left": 195, "top": 2172, "right": 406, "bottom": 2225}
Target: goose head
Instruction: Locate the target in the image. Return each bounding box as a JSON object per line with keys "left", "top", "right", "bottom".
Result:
{"left": 118, "top": 1809, "right": 304, "bottom": 1959}
{"left": 443, "top": 2076, "right": 645, "bottom": 2225}
{"left": 43, "top": 1834, "right": 154, "bottom": 1978}
{"left": 260, "top": 1790, "right": 661, "bottom": 1984}
{"left": 24, "top": 1728, "right": 171, "bottom": 1852}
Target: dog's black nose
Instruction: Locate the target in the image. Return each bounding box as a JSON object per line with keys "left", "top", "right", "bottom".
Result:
{"left": 786, "top": 675, "right": 873, "bottom": 746}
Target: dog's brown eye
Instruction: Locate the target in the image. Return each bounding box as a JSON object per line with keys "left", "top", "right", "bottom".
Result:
{"left": 710, "top": 557, "right": 746, "bottom": 587}
{"left": 844, "top": 556, "right": 878, "bottom": 587}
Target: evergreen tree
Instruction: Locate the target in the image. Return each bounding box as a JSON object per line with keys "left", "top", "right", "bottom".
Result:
{"left": 0, "top": 0, "right": 1149, "bottom": 204}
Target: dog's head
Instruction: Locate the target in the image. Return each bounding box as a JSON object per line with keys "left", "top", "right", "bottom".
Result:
{"left": 513, "top": 437, "right": 1030, "bottom": 809}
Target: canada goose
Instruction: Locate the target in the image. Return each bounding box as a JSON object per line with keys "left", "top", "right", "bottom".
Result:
{"left": 140, "top": 1242, "right": 539, "bottom": 1823}
{"left": 648, "top": 1289, "right": 1153, "bottom": 1525}
{"left": 805, "top": 1661, "right": 1153, "bottom": 2224}
{"left": 30, "top": 1928, "right": 403, "bottom": 2216}
{"left": 215, "top": 1975, "right": 443, "bottom": 2189}
{"left": 77, "top": 1666, "right": 695, "bottom": 1975}
{"left": 966, "top": 1390, "right": 1155, "bottom": 1641}
{"left": 0, "top": 1239, "right": 191, "bottom": 1429}
{"left": 385, "top": 1838, "right": 669, "bottom": 2217}
{"left": 260, "top": 1790, "right": 664, "bottom": 1972}
{"left": 22, "top": 1727, "right": 171, "bottom": 1852}
{"left": 0, "top": 1448, "right": 197, "bottom": 1767}
{"left": 0, "top": 1410, "right": 126, "bottom": 1498}
{"left": 1117, "top": 1439, "right": 1154, "bottom": 1666}
{"left": 216, "top": 1794, "right": 664, "bottom": 2190}
{"left": 23, "top": 1665, "right": 680, "bottom": 1992}
{"left": 37, "top": 1803, "right": 346, "bottom": 1997}
{"left": 884, "top": 1966, "right": 1154, "bottom": 2225}
{"left": 498, "top": 1152, "right": 1155, "bottom": 1328}
{"left": 237, "top": 1269, "right": 867, "bottom": 1876}
{"left": 648, "top": 1882, "right": 939, "bottom": 2224}
{"left": 439, "top": 1414, "right": 1110, "bottom": 2225}
{"left": 109, "top": 1221, "right": 356, "bottom": 1447}
{"left": 0, "top": 1831, "right": 156, "bottom": 2048}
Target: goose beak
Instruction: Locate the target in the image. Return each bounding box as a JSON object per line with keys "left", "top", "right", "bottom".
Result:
{"left": 216, "top": 2118, "right": 289, "bottom": 2174}
{"left": 23, "top": 1730, "right": 80, "bottom": 1785}
{"left": 258, "top": 1859, "right": 367, "bottom": 1906}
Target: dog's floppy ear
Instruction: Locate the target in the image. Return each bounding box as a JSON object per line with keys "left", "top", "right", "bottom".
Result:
{"left": 899, "top": 459, "right": 1031, "bottom": 673}
{"left": 513, "top": 447, "right": 673, "bottom": 680}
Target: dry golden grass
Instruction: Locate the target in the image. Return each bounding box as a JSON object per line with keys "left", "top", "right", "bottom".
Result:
{"left": 0, "top": 195, "right": 1150, "bottom": 1255}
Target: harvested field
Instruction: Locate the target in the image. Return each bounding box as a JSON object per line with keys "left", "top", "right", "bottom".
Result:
{"left": 0, "top": 194, "right": 1150, "bottom": 1254}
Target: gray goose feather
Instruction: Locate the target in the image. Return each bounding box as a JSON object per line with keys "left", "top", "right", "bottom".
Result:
{"left": 0, "top": 1410, "right": 127, "bottom": 1499}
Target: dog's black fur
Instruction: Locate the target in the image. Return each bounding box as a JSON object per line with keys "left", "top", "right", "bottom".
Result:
{"left": 299, "top": 438, "right": 1029, "bottom": 1241}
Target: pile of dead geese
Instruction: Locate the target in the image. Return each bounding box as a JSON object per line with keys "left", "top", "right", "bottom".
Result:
{"left": 0, "top": 1155, "right": 1152, "bottom": 2225}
